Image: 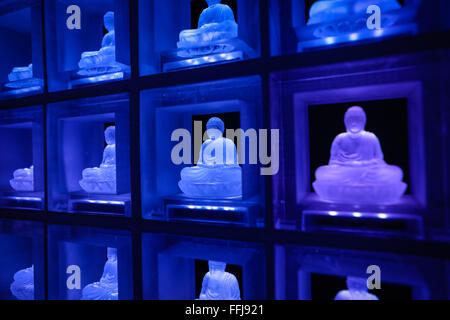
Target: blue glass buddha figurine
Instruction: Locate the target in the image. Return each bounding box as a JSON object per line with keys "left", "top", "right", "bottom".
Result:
{"left": 177, "top": 0, "right": 238, "bottom": 56}
{"left": 307, "top": 0, "right": 402, "bottom": 38}
{"left": 78, "top": 11, "right": 123, "bottom": 76}
{"left": 10, "top": 265, "right": 34, "bottom": 300}
{"left": 5, "top": 64, "right": 42, "bottom": 90}
{"left": 82, "top": 247, "right": 118, "bottom": 300}
{"left": 335, "top": 276, "right": 379, "bottom": 300}
{"left": 10, "top": 165, "right": 34, "bottom": 192}
{"left": 79, "top": 126, "right": 116, "bottom": 194}
{"left": 313, "top": 106, "right": 406, "bottom": 204}
{"left": 178, "top": 117, "right": 242, "bottom": 198}
{"left": 199, "top": 261, "right": 241, "bottom": 300}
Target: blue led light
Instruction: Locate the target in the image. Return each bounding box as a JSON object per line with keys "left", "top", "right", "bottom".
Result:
{"left": 163, "top": 51, "right": 243, "bottom": 72}
{"left": 70, "top": 72, "right": 124, "bottom": 86}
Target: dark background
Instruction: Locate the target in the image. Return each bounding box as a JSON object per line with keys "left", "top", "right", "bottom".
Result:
{"left": 308, "top": 98, "right": 410, "bottom": 193}
{"left": 195, "top": 259, "right": 244, "bottom": 299}
{"left": 311, "top": 273, "right": 413, "bottom": 300}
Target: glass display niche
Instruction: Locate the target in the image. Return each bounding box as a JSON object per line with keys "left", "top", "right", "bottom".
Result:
{"left": 141, "top": 76, "right": 266, "bottom": 227}
{"left": 0, "top": 0, "right": 44, "bottom": 99}
{"left": 47, "top": 94, "right": 131, "bottom": 216}
{"left": 142, "top": 233, "right": 265, "bottom": 300}
{"left": 0, "top": 106, "right": 44, "bottom": 210}
{"left": 271, "top": 51, "right": 447, "bottom": 238}
{"left": 275, "top": 245, "right": 447, "bottom": 300}
{"left": 139, "top": 0, "right": 260, "bottom": 74}
{"left": 44, "top": 0, "right": 130, "bottom": 91}
{"left": 47, "top": 225, "right": 133, "bottom": 300}
{"left": 267, "top": 0, "right": 449, "bottom": 56}
{"left": 0, "top": 219, "right": 45, "bottom": 300}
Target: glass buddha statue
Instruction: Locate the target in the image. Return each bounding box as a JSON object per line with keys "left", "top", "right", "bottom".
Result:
{"left": 178, "top": 117, "right": 242, "bottom": 198}
{"left": 5, "top": 64, "right": 42, "bottom": 90}
{"left": 78, "top": 11, "right": 122, "bottom": 76}
{"left": 307, "top": 0, "right": 402, "bottom": 38}
{"left": 313, "top": 106, "right": 406, "bottom": 204}
{"left": 199, "top": 261, "right": 241, "bottom": 300}
{"left": 177, "top": 0, "right": 238, "bottom": 56}
{"left": 10, "top": 265, "right": 34, "bottom": 300}
{"left": 82, "top": 247, "right": 118, "bottom": 300}
{"left": 79, "top": 126, "right": 116, "bottom": 194}
{"left": 10, "top": 165, "right": 34, "bottom": 192}
{"left": 334, "top": 276, "right": 379, "bottom": 300}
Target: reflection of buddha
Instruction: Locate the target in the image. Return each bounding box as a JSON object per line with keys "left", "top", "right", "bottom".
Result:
{"left": 177, "top": 0, "right": 238, "bottom": 54}
{"left": 335, "top": 276, "right": 379, "bottom": 300}
{"left": 10, "top": 165, "right": 34, "bottom": 192}
{"left": 178, "top": 117, "right": 242, "bottom": 198}
{"left": 199, "top": 261, "right": 241, "bottom": 300}
{"left": 308, "top": 0, "right": 402, "bottom": 38}
{"left": 78, "top": 12, "right": 122, "bottom": 76}
{"left": 79, "top": 126, "right": 116, "bottom": 194}
{"left": 313, "top": 106, "right": 406, "bottom": 204}
{"left": 82, "top": 247, "right": 118, "bottom": 300}
{"left": 10, "top": 265, "right": 34, "bottom": 300}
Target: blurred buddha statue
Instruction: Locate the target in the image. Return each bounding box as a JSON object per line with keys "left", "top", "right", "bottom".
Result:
{"left": 10, "top": 265, "right": 34, "bottom": 300}
{"left": 8, "top": 64, "right": 33, "bottom": 82}
{"left": 10, "top": 165, "right": 34, "bottom": 192}
{"left": 177, "top": 0, "right": 238, "bottom": 55}
{"left": 179, "top": 117, "right": 242, "bottom": 198}
{"left": 82, "top": 247, "right": 118, "bottom": 300}
{"left": 335, "top": 276, "right": 379, "bottom": 300}
{"left": 199, "top": 261, "right": 241, "bottom": 300}
{"left": 313, "top": 106, "right": 406, "bottom": 204}
{"left": 78, "top": 11, "right": 123, "bottom": 76}
{"left": 307, "top": 0, "right": 402, "bottom": 38}
{"left": 5, "top": 64, "right": 42, "bottom": 90}
{"left": 79, "top": 126, "right": 116, "bottom": 194}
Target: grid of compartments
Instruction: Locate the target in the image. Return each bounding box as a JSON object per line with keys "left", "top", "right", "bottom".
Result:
{"left": 0, "top": 0, "right": 449, "bottom": 300}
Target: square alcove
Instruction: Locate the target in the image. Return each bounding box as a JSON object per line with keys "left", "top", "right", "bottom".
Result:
{"left": 268, "top": 0, "right": 446, "bottom": 56}
{"left": 47, "top": 94, "right": 131, "bottom": 216}
{"left": 44, "top": 0, "right": 130, "bottom": 91}
{"left": 0, "top": 106, "right": 44, "bottom": 210}
{"left": 0, "top": 219, "right": 45, "bottom": 300}
{"left": 275, "top": 245, "right": 447, "bottom": 300}
{"left": 0, "top": 0, "right": 44, "bottom": 99}
{"left": 138, "top": 0, "right": 260, "bottom": 74}
{"left": 47, "top": 225, "right": 133, "bottom": 300}
{"left": 271, "top": 52, "right": 447, "bottom": 237}
{"left": 142, "top": 233, "right": 265, "bottom": 300}
{"left": 141, "top": 76, "right": 266, "bottom": 227}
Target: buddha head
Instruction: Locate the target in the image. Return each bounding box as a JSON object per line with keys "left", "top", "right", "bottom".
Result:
{"left": 344, "top": 106, "right": 366, "bottom": 134}
{"left": 105, "top": 126, "right": 115, "bottom": 145}
{"left": 207, "top": 0, "right": 221, "bottom": 6}
{"left": 209, "top": 260, "right": 227, "bottom": 274}
{"left": 104, "top": 11, "right": 114, "bottom": 32}
{"left": 107, "top": 247, "right": 117, "bottom": 261}
{"left": 206, "top": 117, "right": 224, "bottom": 140}
{"left": 346, "top": 276, "right": 369, "bottom": 293}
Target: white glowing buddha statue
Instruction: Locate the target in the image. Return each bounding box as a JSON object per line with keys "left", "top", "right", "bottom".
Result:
{"left": 79, "top": 126, "right": 116, "bottom": 194}
{"left": 178, "top": 117, "right": 242, "bottom": 198}
{"left": 78, "top": 11, "right": 122, "bottom": 76}
{"left": 199, "top": 261, "right": 241, "bottom": 300}
{"left": 10, "top": 165, "right": 34, "bottom": 192}
{"left": 335, "top": 276, "right": 379, "bottom": 300}
{"left": 313, "top": 106, "right": 406, "bottom": 204}
{"left": 82, "top": 247, "right": 118, "bottom": 300}
{"left": 10, "top": 265, "right": 34, "bottom": 300}
{"left": 307, "top": 0, "right": 402, "bottom": 38}
{"left": 177, "top": 0, "right": 238, "bottom": 55}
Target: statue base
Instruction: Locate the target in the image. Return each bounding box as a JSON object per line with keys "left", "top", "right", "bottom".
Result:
{"left": 0, "top": 191, "right": 43, "bottom": 210}
{"left": 2, "top": 78, "right": 43, "bottom": 97}
{"left": 68, "top": 193, "right": 131, "bottom": 215}
{"left": 164, "top": 195, "right": 261, "bottom": 227}
{"left": 79, "top": 178, "right": 117, "bottom": 195}
{"left": 70, "top": 63, "right": 129, "bottom": 88}
{"left": 162, "top": 38, "right": 253, "bottom": 72}
{"left": 297, "top": 23, "right": 417, "bottom": 52}
{"left": 300, "top": 194, "right": 423, "bottom": 239}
